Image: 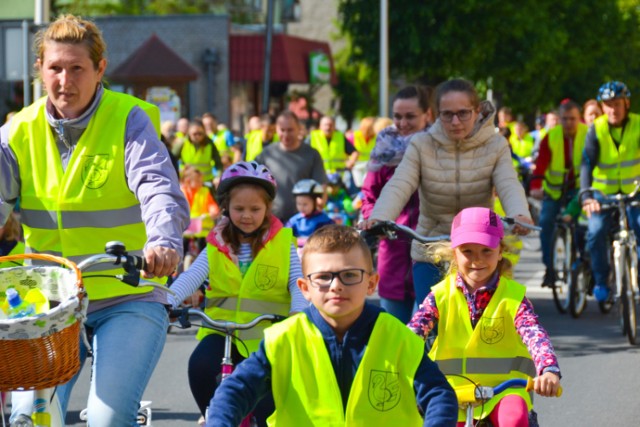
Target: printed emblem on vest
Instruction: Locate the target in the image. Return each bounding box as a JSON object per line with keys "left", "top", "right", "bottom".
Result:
{"left": 254, "top": 265, "right": 278, "bottom": 290}
{"left": 480, "top": 316, "right": 505, "bottom": 344}
{"left": 368, "top": 370, "right": 400, "bottom": 411}
{"left": 81, "top": 154, "right": 111, "bottom": 189}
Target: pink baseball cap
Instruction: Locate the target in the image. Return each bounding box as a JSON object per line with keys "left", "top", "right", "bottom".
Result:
{"left": 450, "top": 207, "right": 504, "bottom": 249}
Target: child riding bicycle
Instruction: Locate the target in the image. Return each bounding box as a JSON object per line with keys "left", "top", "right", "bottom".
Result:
{"left": 206, "top": 225, "right": 458, "bottom": 427}
{"left": 409, "top": 207, "right": 561, "bottom": 426}
{"left": 168, "top": 161, "right": 307, "bottom": 426}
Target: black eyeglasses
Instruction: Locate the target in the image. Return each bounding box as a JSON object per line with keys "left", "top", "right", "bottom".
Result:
{"left": 439, "top": 109, "right": 474, "bottom": 123}
{"left": 306, "top": 269, "right": 368, "bottom": 288}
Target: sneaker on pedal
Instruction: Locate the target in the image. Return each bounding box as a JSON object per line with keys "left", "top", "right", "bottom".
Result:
{"left": 541, "top": 269, "right": 556, "bottom": 288}
{"left": 10, "top": 414, "right": 34, "bottom": 427}
{"left": 594, "top": 284, "right": 610, "bottom": 302}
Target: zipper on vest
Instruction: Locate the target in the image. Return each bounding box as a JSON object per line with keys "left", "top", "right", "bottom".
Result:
{"left": 54, "top": 120, "right": 71, "bottom": 149}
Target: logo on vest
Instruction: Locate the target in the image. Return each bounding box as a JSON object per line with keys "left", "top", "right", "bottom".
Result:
{"left": 368, "top": 370, "right": 400, "bottom": 411}
{"left": 480, "top": 316, "right": 505, "bottom": 344}
{"left": 81, "top": 154, "right": 111, "bottom": 189}
{"left": 254, "top": 265, "right": 278, "bottom": 290}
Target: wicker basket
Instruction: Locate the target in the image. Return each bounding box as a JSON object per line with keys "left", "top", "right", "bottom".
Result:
{"left": 0, "top": 254, "right": 87, "bottom": 391}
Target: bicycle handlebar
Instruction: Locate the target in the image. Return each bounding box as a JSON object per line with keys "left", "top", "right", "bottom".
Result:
{"left": 455, "top": 377, "right": 562, "bottom": 404}
{"left": 579, "top": 185, "right": 640, "bottom": 210}
{"left": 168, "top": 307, "right": 286, "bottom": 333}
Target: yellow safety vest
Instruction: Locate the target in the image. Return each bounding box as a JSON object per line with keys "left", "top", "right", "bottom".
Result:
{"left": 8, "top": 90, "right": 163, "bottom": 300}
{"left": 352, "top": 130, "right": 374, "bottom": 162}
{"left": 132, "top": 99, "right": 161, "bottom": 137}
{"left": 429, "top": 275, "right": 535, "bottom": 421}
{"left": 543, "top": 123, "right": 587, "bottom": 200}
{"left": 245, "top": 130, "right": 279, "bottom": 162}
{"left": 187, "top": 187, "right": 214, "bottom": 238}
{"left": 213, "top": 130, "right": 230, "bottom": 157}
{"left": 199, "top": 227, "right": 293, "bottom": 356}
{"left": 264, "top": 312, "right": 424, "bottom": 427}
{"left": 310, "top": 130, "right": 347, "bottom": 173}
{"left": 181, "top": 140, "right": 214, "bottom": 182}
{"left": 509, "top": 133, "right": 534, "bottom": 159}
{"left": 0, "top": 241, "right": 25, "bottom": 268}
{"left": 592, "top": 114, "right": 640, "bottom": 194}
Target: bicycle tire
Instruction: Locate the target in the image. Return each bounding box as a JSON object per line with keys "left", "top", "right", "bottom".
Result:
{"left": 569, "top": 261, "right": 588, "bottom": 318}
{"left": 551, "top": 226, "right": 571, "bottom": 314}
{"left": 621, "top": 251, "right": 638, "bottom": 344}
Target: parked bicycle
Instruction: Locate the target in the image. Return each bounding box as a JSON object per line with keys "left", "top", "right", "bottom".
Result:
{"left": 168, "top": 308, "right": 285, "bottom": 427}
{"left": 0, "top": 242, "right": 171, "bottom": 427}
{"left": 578, "top": 185, "right": 640, "bottom": 344}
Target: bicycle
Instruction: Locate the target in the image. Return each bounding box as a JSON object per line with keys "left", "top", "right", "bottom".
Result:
{"left": 0, "top": 242, "right": 172, "bottom": 427}
{"left": 168, "top": 307, "right": 285, "bottom": 427}
{"left": 579, "top": 185, "right": 640, "bottom": 344}
{"left": 455, "top": 377, "right": 562, "bottom": 427}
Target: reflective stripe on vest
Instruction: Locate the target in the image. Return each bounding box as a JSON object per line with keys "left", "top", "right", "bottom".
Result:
{"left": 429, "top": 275, "right": 534, "bottom": 421}
{"left": 8, "top": 90, "right": 162, "bottom": 300}
{"left": 199, "top": 227, "right": 293, "bottom": 356}
{"left": 310, "top": 130, "right": 347, "bottom": 173}
{"left": 264, "top": 312, "right": 424, "bottom": 426}
{"left": 543, "top": 123, "right": 587, "bottom": 200}
{"left": 352, "top": 130, "right": 374, "bottom": 162}
{"left": 592, "top": 113, "right": 640, "bottom": 194}
{"left": 181, "top": 140, "right": 214, "bottom": 181}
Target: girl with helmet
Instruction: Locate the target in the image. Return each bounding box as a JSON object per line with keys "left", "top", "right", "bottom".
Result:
{"left": 286, "top": 179, "right": 334, "bottom": 242}
{"left": 168, "top": 161, "right": 306, "bottom": 426}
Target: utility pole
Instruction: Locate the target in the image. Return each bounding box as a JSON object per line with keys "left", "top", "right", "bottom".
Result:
{"left": 261, "top": 0, "right": 275, "bottom": 114}
{"left": 33, "top": 0, "right": 50, "bottom": 101}
{"left": 379, "top": 0, "right": 388, "bottom": 117}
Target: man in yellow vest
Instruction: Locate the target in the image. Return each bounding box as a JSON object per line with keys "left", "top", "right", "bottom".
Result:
{"left": 530, "top": 100, "right": 587, "bottom": 287}
{"left": 205, "top": 225, "right": 458, "bottom": 426}
{"left": 310, "top": 116, "right": 359, "bottom": 176}
{"left": 581, "top": 81, "right": 640, "bottom": 302}
{"left": 244, "top": 114, "right": 277, "bottom": 161}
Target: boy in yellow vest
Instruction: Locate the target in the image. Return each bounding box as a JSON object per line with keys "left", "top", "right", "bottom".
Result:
{"left": 206, "top": 224, "right": 458, "bottom": 427}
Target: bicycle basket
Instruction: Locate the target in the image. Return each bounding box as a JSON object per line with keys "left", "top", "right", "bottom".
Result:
{"left": 0, "top": 254, "right": 87, "bottom": 391}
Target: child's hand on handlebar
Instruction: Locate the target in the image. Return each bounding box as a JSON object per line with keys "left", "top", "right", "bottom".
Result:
{"left": 144, "top": 246, "right": 180, "bottom": 278}
{"left": 357, "top": 219, "right": 380, "bottom": 230}
{"left": 581, "top": 198, "right": 600, "bottom": 216}
{"left": 534, "top": 371, "right": 561, "bottom": 397}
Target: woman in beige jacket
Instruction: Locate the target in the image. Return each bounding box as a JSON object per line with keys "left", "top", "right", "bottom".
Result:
{"left": 361, "top": 79, "right": 532, "bottom": 309}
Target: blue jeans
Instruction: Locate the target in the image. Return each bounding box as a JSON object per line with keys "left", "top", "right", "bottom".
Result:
{"left": 380, "top": 296, "right": 414, "bottom": 324}
{"left": 53, "top": 301, "right": 169, "bottom": 427}
{"left": 539, "top": 195, "right": 564, "bottom": 270}
{"left": 587, "top": 195, "right": 640, "bottom": 287}
{"left": 412, "top": 261, "right": 443, "bottom": 313}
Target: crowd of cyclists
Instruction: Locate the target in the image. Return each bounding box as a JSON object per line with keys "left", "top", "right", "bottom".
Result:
{"left": 0, "top": 11, "right": 638, "bottom": 427}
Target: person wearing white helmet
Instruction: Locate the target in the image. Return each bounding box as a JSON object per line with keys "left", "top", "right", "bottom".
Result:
{"left": 286, "top": 179, "right": 334, "bottom": 239}
{"left": 581, "top": 81, "right": 640, "bottom": 302}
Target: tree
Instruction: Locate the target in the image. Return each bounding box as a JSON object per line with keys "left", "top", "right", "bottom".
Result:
{"left": 336, "top": 0, "right": 640, "bottom": 116}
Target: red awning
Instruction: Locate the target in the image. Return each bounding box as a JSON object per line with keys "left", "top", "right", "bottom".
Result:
{"left": 230, "top": 34, "right": 337, "bottom": 85}
{"left": 109, "top": 34, "right": 199, "bottom": 84}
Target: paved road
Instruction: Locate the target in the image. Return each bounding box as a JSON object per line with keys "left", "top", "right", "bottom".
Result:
{"left": 4, "top": 236, "right": 639, "bottom": 425}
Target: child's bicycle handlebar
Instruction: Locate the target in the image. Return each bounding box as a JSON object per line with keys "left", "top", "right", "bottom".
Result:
{"left": 455, "top": 378, "right": 562, "bottom": 405}
{"left": 168, "top": 307, "right": 286, "bottom": 333}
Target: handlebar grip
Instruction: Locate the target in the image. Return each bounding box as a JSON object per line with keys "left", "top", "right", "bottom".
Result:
{"left": 525, "top": 377, "right": 563, "bottom": 397}
{"left": 129, "top": 254, "right": 146, "bottom": 271}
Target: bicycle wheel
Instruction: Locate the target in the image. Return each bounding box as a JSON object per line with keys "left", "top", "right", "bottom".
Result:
{"left": 551, "top": 226, "right": 571, "bottom": 313}
{"left": 621, "top": 251, "right": 638, "bottom": 344}
{"left": 569, "top": 261, "right": 588, "bottom": 318}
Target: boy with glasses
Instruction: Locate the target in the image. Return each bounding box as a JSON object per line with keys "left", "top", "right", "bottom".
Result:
{"left": 205, "top": 225, "right": 458, "bottom": 427}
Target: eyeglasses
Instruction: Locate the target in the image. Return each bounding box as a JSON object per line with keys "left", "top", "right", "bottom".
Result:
{"left": 439, "top": 109, "right": 474, "bottom": 123}
{"left": 306, "top": 269, "right": 368, "bottom": 288}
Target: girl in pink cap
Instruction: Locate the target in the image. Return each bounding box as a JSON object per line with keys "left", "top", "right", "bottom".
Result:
{"left": 408, "top": 207, "right": 561, "bottom": 427}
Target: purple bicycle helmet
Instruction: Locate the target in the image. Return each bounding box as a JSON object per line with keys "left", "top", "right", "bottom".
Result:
{"left": 217, "top": 161, "right": 277, "bottom": 199}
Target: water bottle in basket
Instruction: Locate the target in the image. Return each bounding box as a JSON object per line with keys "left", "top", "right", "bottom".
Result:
{"left": 4, "top": 288, "right": 35, "bottom": 319}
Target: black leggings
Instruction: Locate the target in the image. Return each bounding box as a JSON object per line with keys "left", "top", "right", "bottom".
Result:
{"left": 188, "top": 333, "right": 274, "bottom": 426}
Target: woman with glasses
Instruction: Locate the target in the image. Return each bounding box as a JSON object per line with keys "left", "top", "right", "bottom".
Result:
{"left": 360, "top": 78, "right": 532, "bottom": 310}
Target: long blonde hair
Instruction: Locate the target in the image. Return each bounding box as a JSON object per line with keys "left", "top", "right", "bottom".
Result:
{"left": 421, "top": 240, "right": 514, "bottom": 279}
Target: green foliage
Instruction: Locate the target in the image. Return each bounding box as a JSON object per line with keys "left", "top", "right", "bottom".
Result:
{"left": 337, "top": 0, "right": 640, "bottom": 115}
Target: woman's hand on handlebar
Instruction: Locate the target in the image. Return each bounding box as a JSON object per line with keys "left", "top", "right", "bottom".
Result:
{"left": 513, "top": 215, "right": 534, "bottom": 235}
{"left": 143, "top": 246, "right": 180, "bottom": 278}
{"left": 534, "top": 371, "right": 561, "bottom": 397}
{"left": 581, "top": 198, "right": 600, "bottom": 216}
{"left": 358, "top": 218, "right": 380, "bottom": 230}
